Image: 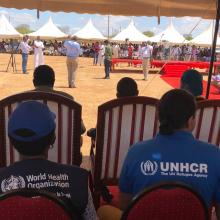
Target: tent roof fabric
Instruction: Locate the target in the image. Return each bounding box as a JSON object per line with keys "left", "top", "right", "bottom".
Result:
{"left": 0, "top": 0, "right": 216, "bottom": 19}
{"left": 112, "top": 20, "right": 149, "bottom": 43}
{"left": 0, "top": 14, "right": 21, "bottom": 38}
{"left": 29, "top": 17, "right": 67, "bottom": 39}
{"left": 190, "top": 23, "right": 220, "bottom": 46}
{"left": 74, "top": 19, "right": 106, "bottom": 40}
{"left": 150, "top": 21, "right": 186, "bottom": 44}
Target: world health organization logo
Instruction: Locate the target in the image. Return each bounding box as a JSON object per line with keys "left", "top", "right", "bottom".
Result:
{"left": 140, "top": 160, "right": 158, "bottom": 175}
{"left": 1, "top": 175, "right": 25, "bottom": 192}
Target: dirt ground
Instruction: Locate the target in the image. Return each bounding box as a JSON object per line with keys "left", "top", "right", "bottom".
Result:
{"left": 0, "top": 54, "right": 172, "bottom": 156}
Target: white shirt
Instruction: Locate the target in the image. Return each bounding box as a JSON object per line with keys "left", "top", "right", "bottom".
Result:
{"left": 34, "top": 40, "right": 44, "bottom": 54}
{"left": 64, "top": 40, "right": 82, "bottom": 58}
{"left": 140, "top": 45, "right": 153, "bottom": 59}
{"left": 19, "top": 41, "right": 32, "bottom": 54}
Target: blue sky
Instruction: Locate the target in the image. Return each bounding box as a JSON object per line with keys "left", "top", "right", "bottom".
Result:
{"left": 0, "top": 7, "right": 214, "bottom": 37}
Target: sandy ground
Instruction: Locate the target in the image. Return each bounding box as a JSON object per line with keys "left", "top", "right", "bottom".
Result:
{"left": 0, "top": 54, "right": 172, "bottom": 156}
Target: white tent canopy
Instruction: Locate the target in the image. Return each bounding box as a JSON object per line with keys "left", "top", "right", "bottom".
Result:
{"left": 29, "top": 17, "right": 67, "bottom": 39}
{"left": 190, "top": 23, "right": 220, "bottom": 46}
{"left": 150, "top": 21, "right": 186, "bottom": 44}
{"left": 111, "top": 20, "right": 150, "bottom": 43}
{"left": 0, "top": 14, "right": 21, "bottom": 38}
{"left": 74, "top": 19, "right": 106, "bottom": 40}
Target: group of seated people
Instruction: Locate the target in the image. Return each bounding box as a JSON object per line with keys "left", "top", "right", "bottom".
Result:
{"left": 0, "top": 65, "right": 220, "bottom": 220}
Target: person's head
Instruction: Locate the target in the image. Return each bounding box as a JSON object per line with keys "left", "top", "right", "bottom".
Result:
{"left": 23, "top": 36, "right": 27, "bottom": 42}
{"left": 8, "top": 101, "right": 56, "bottom": 158}
{"left": 158, "top": 89, "right": 196, "bottom": 135}
{"left": 71, "top": 35, "right": 78, "bottom": 41}
{"left": 181, "top": 69, "right": 203, "bottom": 97}
{"left": 116, "top": 77, "right": 139, "bottom": 98}
{"left": 104, "top": 40, "right": 109, "bottom": 45}
{"left": 33, "top": 65, "right": 55, "bottom": 88}
{"left": 36, "top": 36, "right": 40, "bottom": 41}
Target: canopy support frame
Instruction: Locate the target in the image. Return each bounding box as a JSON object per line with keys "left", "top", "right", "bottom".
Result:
{"left": 206, "top": 0, "right": 220, "bottom": 99}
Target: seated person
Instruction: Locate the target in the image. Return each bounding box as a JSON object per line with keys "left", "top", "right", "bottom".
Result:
{"left": 212, "top": 74, "right": 220, "bottom": 93}
{"left": 33, "top": 64, "right": 73, "bottom": 99}
{"left": 32, "top": 64, "right": 86, "bottom": 134}
{"left": 118, "top": 89, "right": 220, "bottom": 218}
{"left": 0, "top": 101, "right": 97, "bottom": 219}
{"left": 180, "top": 69, "right": 205, "bottom": 101}
{"left": 87, "top": 77, "right": 139, "bottom": 139}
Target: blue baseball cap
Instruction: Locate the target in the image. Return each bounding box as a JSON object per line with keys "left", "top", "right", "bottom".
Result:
{"left": 8, "top": 101, "right": 56, "bottom": 142}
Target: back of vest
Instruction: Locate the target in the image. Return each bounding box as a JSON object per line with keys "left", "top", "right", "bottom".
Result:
{"left": 0, "top": 159, "right": 89, "bottom": 215}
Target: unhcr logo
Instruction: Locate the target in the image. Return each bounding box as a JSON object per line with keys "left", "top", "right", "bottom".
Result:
{"left": 140, "top": 160, "right": 158, "bottom": 176}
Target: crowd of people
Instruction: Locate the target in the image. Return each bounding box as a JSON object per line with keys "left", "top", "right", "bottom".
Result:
{"left": 1, "top": 58, "right": 220, "bottom": 219}
{"left": 90, "top": 41, "right": 213, "bottom": 62}
{"left": 2, "top": 35, "right": 220, "bottom": 92}
{"left": 0, "top": 38, "right": 213, "bottom": 62}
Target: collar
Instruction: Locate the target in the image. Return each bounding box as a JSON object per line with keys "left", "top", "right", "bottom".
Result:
{"left": 157, "top": 130, "right": 194, "bottom": 140}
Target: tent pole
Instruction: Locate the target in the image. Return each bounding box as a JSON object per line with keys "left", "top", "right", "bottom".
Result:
{"left": 206, "top": 0, "right": 220, "bottom": 99}
{"left": 107, "top": 15, "right": 110, "bottom": 39}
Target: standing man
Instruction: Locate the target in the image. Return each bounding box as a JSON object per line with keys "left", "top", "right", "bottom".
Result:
{"left": 103, "top": 40, "right": 112, "bottom": 79}
{"left": 97, "top": 42, "right": 104, "bottom": 66}
{"left": 140, "top": 41, "right": 153, "bottom": 81}
{"left": 64, "top": 36, "right": 81, "bottom": 88}
{"left": 19, "top": 35, "right": 32, "bottom": 74}
{"left": 34, "top": 36, "right": 44, "bottom": 68}
{"left": 93, "top": 41, "right": 100, "bottom": 65}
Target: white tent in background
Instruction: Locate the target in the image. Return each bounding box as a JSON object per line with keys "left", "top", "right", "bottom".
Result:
{"left": 74, "top": 19, "right": 106, "bottom": 40}
{"left": 112, "top": 20, "right": 150, "bottom": 43}
{"left": 190, "top": 23, "right": 220, "bottom": 45}
{"left": 29, "top": 17, "right": 67, "bottom": 39}
{"left": 0, "top": 14, "right": 21, "bottom": 38}
{"left": 150, "top": 20, "right": 186, "bottom": 44}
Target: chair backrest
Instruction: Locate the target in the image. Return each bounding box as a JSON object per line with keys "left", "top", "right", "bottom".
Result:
{"left": 94, "top": 96, "right": 159, "bottom": 186}
{"left": 0, "top": 91, "right": 82, "bottom": 166}
{"left": 193, "top": 99, "right": 220, "bottom": 147}
{"left": 0, "top": 189, "right": 79, "bottom": 219}
{"left": 121, "top": 181, "right": 209, "bottom": 220}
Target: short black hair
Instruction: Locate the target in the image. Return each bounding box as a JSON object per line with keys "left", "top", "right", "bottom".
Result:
{"left": 158, "top": 89, "right": 196, "bottom": 135}
{"left": 9, "top": 129, "right": 55, "bottom": 156}
{"left": 117, "top": 77, "right": 139, "bottom": 98}
{"left": 181, "top": 69, "right": 203, "bottom": 97}
{"left": 33, "top": 65, "right": 55, "bottom": 87}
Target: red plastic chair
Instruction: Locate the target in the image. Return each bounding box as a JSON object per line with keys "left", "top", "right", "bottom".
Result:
{"left": 90, "top": 96, "right": 159, "bottom": 207}
{"left": 0, "top": 189, "right": 79, "bottom": 220}
{"left": 0, "top": 91, "right": 82, "bottom": 166}
{"left": 194, "top": 99, "right": 220, "bottom": 147}
{"left": 121, "top": 182, "right": 209, "bottom": 220}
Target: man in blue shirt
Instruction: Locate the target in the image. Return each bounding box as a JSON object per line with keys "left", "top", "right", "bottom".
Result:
{"left": 64, "top": 36, "right": 82, "bottom": 88}
{"left": 119, "top": 89, "right": 220, "bottom": 218}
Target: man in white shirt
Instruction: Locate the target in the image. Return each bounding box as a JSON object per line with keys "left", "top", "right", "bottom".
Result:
{"left": 19, "top": 35, "right": 32, "bottom": 74}
{"left": 34, "top": 36, "right": 44, "bottom": 68}
{"left": 140, "top": 41, "right": 153, "bottom": 80}
{"left": 97, "top": 42, "right": 105, "bottom": 66}
{"left": 64, "top": 36, "right": 82, "bottom": 88}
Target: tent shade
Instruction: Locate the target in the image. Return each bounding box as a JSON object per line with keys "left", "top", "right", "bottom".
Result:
{"left": 0, "top": 14, "right": 21, "bottom": 39}
{"left": 29, "top": 17, "right": 67, "bottom": 39}
{"left": 74, "top": 19, "right": 106, "bottom": 40}
{"left": 150, "top": 21, "right": 186, "bottom": 44}
{"left": 190, "top": 23, "right": 220, "bottom": 46}
{"left": 0, "top": 0, "right": 216, "bottom": 19}
{"left": 112, "top": 20, "right": 150, "bottom": 43}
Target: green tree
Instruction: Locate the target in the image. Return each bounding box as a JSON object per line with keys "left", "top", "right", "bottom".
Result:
{"left": 183, "top": 34, "right": 193, "bottom": 41}
{"left": 143, "top": 31, "right": 155, "bottom": 37}
{"left": 16, "top": 24, "right": 33, "bottom": 34}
